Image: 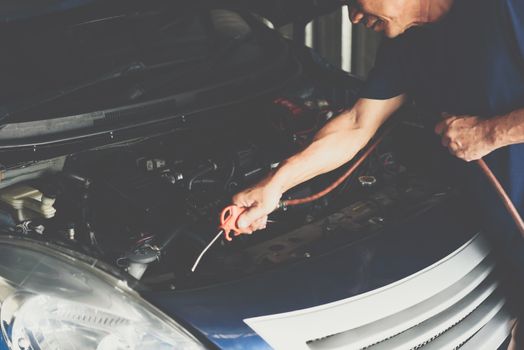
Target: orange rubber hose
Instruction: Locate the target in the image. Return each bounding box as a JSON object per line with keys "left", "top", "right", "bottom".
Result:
{"left": 278, "top": 126, "right": 524, "bottom": 241}
{"left": 280, "top": 127, "right": 390, "bottom": 207}
{"left": 477, "top": 159, "right": 524, "bottom": 238}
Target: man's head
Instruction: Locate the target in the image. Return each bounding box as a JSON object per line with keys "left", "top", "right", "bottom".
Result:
{"left": 348, "top": 0, "right": 454, "bottom": 38}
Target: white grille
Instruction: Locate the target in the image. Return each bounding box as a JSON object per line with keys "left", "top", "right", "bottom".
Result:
{"left": 244, "top": 233, "right": 514, "bottom": 350}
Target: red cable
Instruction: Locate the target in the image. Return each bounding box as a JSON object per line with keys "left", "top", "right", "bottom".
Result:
{"left": 280, "top": 127, "right": 391, "bottom": 207}
{"left": 279, "top": 128, "right": 524, "bottom": 241}
{"left": 477, "top": 159, "right": 524, "bottom": 238}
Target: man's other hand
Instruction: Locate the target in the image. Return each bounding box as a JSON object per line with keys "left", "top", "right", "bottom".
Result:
{"left": 435, "top": 113, "right": 497, "bottom": 162}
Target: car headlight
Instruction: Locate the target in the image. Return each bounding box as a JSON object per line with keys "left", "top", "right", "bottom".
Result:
{"left": 0, "top": 238, "right": 205, "bottom": 350}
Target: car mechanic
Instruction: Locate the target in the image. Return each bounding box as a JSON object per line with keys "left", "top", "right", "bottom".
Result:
{"left": 232, "top": 0, "right": 524, "bottom": 348}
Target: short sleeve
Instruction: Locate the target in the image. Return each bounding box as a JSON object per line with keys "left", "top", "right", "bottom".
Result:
{"left": 506, "top": 0, "right": 524, "bottom": 60}
{"left": 359, "top": 37, "right": 409, "bottom": 100}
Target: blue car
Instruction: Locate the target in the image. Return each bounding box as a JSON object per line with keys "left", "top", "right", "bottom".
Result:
{"left": 0, "top": 1, "right": 516, "bottom": 349}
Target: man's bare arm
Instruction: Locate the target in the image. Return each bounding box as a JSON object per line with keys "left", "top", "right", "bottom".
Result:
{"left": 270, "top": 96, "right": 406, "bottom": 191}
{"left": 493, "top": 108, "right": 524, "bottom": 146}
{"left": 233, "top": 95, "right": 406, "bottom": 231}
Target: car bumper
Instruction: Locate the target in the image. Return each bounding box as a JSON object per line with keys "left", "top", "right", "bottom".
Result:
{"left": 144, "top": 198, "right": 511, "bottom": 349}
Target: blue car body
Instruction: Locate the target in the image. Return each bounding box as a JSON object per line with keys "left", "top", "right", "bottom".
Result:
{"left": 145, "top": 200, "right": 477, "bottom": 349}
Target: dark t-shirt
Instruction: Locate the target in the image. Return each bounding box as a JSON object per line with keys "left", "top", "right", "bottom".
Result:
{"left": 361, "top": 0, "right": 524, "bottom": 278}
{"left": 362, "top": 0, "right": 524, "bottom": 117}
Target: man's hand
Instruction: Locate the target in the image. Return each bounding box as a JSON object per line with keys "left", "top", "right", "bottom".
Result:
{"left": 435, "top": 113, "right": 497, "bottom": 162}
{"left": 232, "top": 177, "right": 282, "bottom": 233}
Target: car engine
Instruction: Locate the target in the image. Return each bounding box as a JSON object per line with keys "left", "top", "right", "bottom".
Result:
{"left": 0, "top": 69, "right": 456, "bottom": 292}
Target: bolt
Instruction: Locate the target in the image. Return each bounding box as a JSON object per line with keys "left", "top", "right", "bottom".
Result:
{"left": 304, "top": 252, "right": 311, "bottom": 258}
{"left": 304, "top": 100, "right": 315, "bottom": 108}
{"left": 146, "top": 160, "right": 154, "bottom": 171}
{"left": 67, "top": 226, "right": 75, "bottom": 240}
{"left": 162, "top": 174, "right": 177, "bottom": 184}
{"left": 33, "top": 225, "right": 45, "bottom": 235}
{"left": 155, "top": 159, "right": 166, "bottom": 168}
{"left": 325, "top": 224, "right": 335, "bottom": 232}
{"left": 358, "top": 175, "right": 377, "bottom": 187}
{"left": 368, "top": 217, "right": 385, "bottom": 225}
{"left": 18, "top": 337, "right": 30, "bottom": 350}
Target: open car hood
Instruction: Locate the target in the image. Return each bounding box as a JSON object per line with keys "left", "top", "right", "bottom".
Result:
{"left": 1, "top": 0, "right": 342, "bottom": 25}
{"left": 0, "top": 0, "right": 97, "bottom": 22}
{"left": 0, "top": 0, "right": 341, "bottom": 136}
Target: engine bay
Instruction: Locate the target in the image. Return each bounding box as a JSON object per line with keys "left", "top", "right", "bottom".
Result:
{"left": 0, "top": 74, "right": 457, "bottom": 291}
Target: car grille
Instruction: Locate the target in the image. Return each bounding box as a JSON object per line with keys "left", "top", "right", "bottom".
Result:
{"left": 344, "top": 260, "right": 505, "bottom": 350}
{"left": 244, "top": 233, "right": 514, "bottom": 350}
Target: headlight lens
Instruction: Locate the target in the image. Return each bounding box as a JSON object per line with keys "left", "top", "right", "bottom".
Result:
{"left": 0, "top": 240, "right": 205, "bottom": 350}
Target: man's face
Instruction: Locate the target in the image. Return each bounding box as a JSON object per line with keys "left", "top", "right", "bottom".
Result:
{"left": 348, "top": 0, "right": 426, "bottom": 38}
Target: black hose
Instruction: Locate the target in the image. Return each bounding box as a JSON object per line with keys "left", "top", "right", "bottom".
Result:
{"left": 158, "top": 225, "right": 187, "bottom": 251}
{"left": 188, "top": 161, "right": 217, "bottom": 190}
{"left": 224, "top": 158, "right": 236, "bottom": 190}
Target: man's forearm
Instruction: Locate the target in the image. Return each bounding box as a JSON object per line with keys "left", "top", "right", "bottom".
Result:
{"left": 491, "top": 107, "right": 524, "bottom": 148}
{"left": 436, "top": 106, "right": 524, "bottom": 162}
{"left": 270, "top": 108, "right": 374, "bottom": 193}
{"left": 232, "top": 96, "right": 406, "bottom": 231}
{"left": 267, "top": 95, "right": 406, "bottom": 193}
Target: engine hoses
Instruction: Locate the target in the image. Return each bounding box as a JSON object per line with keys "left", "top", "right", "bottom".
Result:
{"left": 278, "top": 126, "right": 391, "bottom": 208}
{"left": 277, "top": 127, "right": 524, "bottom": 240}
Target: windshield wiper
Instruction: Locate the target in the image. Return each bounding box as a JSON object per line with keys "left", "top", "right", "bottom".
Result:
{"left": 0, "top": 61, "right": 147, "bottom": 121}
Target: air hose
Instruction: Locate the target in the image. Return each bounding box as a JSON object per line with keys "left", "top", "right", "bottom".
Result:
{"left": 477, "top": 159, "right": 524, "bottom": 237}
{"left": 278, "top": 128, "right": 524, "bottom": 239}
{"left": 278, "top": 127, "right": 390, "bottom": 208}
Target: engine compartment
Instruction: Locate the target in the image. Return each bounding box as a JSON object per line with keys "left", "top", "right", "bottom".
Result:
{"left": 0, "top": 62, "right": 459, "bottom": 291}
